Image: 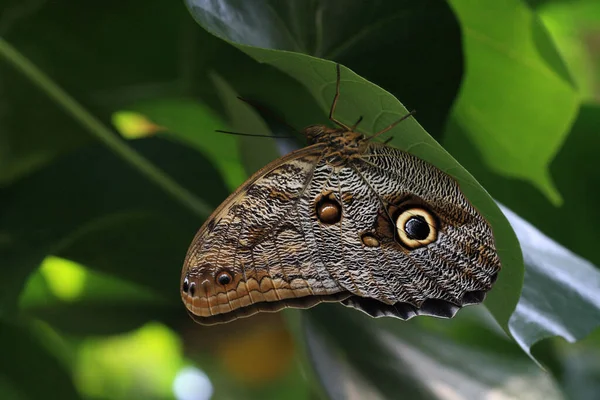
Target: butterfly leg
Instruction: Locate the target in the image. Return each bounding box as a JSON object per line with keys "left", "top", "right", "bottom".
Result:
{"left": 350, "top": 116, "right": 363, "bottom": 131}
{"left": 328, "top": 64, "right": 352, "bottom": 131}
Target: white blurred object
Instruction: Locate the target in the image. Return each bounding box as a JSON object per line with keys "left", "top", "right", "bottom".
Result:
{"left": 173, "top": 366, "right": 213, "bottom": 400}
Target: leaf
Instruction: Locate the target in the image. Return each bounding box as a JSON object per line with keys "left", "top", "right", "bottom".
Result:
{"left": 503, "top": 203, "right": 600, "bottom": 355}
{"left": 0, "top": 137, "right": 228, "bottom": 316}
{"left": 74, "top": 322, "right": 185, "bottom": 399}
{"left": 554, "top": 330, "right": 600, "bottom": 400}
{"left": 0, "top": 0, "right": 192, "bottom": 184}
{"left": 537, "top": 0, "right": 600, "bottom": 104}
{"left": 0, "top": 318, "right": 81, "bottom": 399}
{"left": 303, "top": 305, "right": 564, "bottom": 400}
{"left": 445, "top": 102, "right": 600, "bottom": 271}
{"left": 120, "top": 99, "right": 248, "bottom": 191}
{"left": 19, "top": 256, "right": 181, "bottom": 336}
{"left": 185, "top": 0, "right": 524, "bottom": 333}
{"left": 446, "top": 0, "right": 579, "bottom": 205}
{"left": 184, "top": 0, "right": 464, "bottom": 137}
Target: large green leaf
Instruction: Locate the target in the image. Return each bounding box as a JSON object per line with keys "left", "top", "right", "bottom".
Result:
{"left": 185, "top": 0, "right": 523, "bottom": 336}
{"left": 504, "top": 204, "right": 600, "bottom": 355}
{"left": 446, "top": 0, "right": 579, "bottom": 206}
{"left": 303, "top": 305, "right": 564, "bottom": 400}
{"left": 185, "top": 0, "right": 464, "bottom": 137}
{"left": 538, "top": 0, "right": 600, "bottom": 104}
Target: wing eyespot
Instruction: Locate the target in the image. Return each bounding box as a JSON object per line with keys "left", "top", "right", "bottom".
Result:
{"left": 360, "top": 232, "right": 380, "bottom": 247}
{"left": 315, "top": 192, "right": 342, "bottom": 224}
{"left": 216, "top": 270, "right": 233, "bottom": 286}
{"left": 395, "top": 207, "right": 438, "bottom": 249}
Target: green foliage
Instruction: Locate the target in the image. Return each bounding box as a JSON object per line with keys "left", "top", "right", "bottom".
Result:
{"left": 1, "top": 0, "right": 599, "bottom": 399}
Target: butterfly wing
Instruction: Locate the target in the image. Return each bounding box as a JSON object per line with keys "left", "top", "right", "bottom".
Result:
{"left": 182, "top": 141, "right": 501, "bottom": 325}
{"left": 333, "top": 142, "right": 501, "bottom": 319}
{"left": 181, "top": 143, "right": 352, "bottom": 325}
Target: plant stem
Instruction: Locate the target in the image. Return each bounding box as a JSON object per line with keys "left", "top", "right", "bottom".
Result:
{"left": 0, "top": 36, "right": 212, "bottom": 218}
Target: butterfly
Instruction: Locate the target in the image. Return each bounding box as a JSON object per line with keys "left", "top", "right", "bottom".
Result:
{"left": 181, "top": 64, "right": 501, "bottom": 325}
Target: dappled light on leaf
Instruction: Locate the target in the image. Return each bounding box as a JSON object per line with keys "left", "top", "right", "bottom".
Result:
{"left": 38, "top": 256, "right": 87, "bottom": 302}
{"left": 112, "top": 111, "right": 164, "bottom": 139}
{"left": 75, "top": 322, "right": 184, "bottom": 399}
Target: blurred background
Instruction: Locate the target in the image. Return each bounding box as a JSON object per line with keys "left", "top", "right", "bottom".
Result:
{"left": 1, "top": 0, "right": 600, "bottom": 399}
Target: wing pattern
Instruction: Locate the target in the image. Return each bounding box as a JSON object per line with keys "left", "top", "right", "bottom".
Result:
{"left": 181, "top": 139, "right": 500, "bottom": 325}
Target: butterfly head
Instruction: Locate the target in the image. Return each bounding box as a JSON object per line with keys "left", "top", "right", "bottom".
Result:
{"left": 303, "top": 124, "right": 368, "bottom": 167}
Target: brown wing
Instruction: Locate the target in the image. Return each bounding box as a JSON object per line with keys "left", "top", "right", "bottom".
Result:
{"left": 181, "top": 143, "right": 351, "bottom": 325}
{"left": 181, "top": 141, "right": 501, "bottom": 325}
{"left": 334, "top": 142, "right": 501, "bottom": 319}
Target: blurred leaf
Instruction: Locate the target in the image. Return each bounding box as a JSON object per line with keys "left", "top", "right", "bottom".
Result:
{"left": 503, "top": 204, "right": 600, "bottom": 355}
{"left": 209, "top": 73, "right": 282, "bottom": 176}
{"left": 445, "top": 103, "right": 600, "bottom": 270}
{"left": 19, "top": 256, "right": 179, "bottom": 336}
{"left": 125, "top": 98, "right": 248, "bottom": 190}
{"left": 555, "top": 329, "right": 600, "bottom": 400}
{"left": 538, "top": 0, "right": 600, "bottom": 103}
{"left": 0, "top": 137, "right": 227, "bottom": 317}
{"left": 0, "top": 0, "right": 193, "bottom": 184}
{"left": 185, "top": 0, "right": 464, "bottom": 137}
{"left": 20, "top": 256, "right": 159, "bottom": 307}
{"left": 0, "top": 319, "right": 80, "bottom": 399}
{"left": 303, "top": 305, "right": 564, "bottom": 400}
{"left": 446, "top": 0, "right": 579, "bottom": 205}
{"left": 180, "top": 314, "right": 309, "bottom": 399}
{"left": 74, "top": 322, "right": 184, "bottom": 399}
{"left": 112, "top": 111, "right": 165, "bottom": 139}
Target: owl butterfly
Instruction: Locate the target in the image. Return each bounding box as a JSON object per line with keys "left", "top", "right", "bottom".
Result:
{"left": 181, "top": 64, "right": 501, "bottom": 325}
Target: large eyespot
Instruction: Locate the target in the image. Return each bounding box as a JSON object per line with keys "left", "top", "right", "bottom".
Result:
{"left": 315, "top": 193, "right": 342, "bottom": 224}
{"left": 395, "top": 207, "right": 438, "bottom": 249}
{"left": 182, "top": 276, "right": 189, "bottom": 293}
{"left": 216, "top": 270, "right": 233, "bottom": 286}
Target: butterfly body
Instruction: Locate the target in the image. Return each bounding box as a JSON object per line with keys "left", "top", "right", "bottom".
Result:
{"left": 182, "top": 118, "right": 500, "bottom": 325}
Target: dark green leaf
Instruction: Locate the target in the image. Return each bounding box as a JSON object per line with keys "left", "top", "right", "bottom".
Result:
{"left": 1, "top": 137, "right": 228, "bottom": 315}
{"left": 0, "top": 319, "right": 80, "bottom": 399}
{"left": 0, "top": 0, "right": 193, "bottom": 184}
{"left": 185, "top": 0, "right": 464, "bottom": 137}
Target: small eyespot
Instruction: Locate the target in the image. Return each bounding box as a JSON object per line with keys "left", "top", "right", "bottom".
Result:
{"left": 216, "top": 270, "right": 233, "bottom": 286}
{"left": 182, "top": 277, "right": 189, "bottom": 293}
{"left": 189, "top": 282, "right": 196, "bottom": 297}
{"left": 361, "top": 232, "right": 380, "bottom": 247}
{"left": 396, "top": 207, "right": 437, "bottom": 249}
{"left": 315, "top": 193, "right": 342, "bottom": 224}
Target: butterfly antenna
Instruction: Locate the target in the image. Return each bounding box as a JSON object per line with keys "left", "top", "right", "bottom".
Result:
{"left": 365, "top": 110, "right": 416, "bottom": 142}
{"left": 236, "top": 96, "right": 301, "bottom": 135}
{"left": 329, "top": 64, "right": 352, "bottom": 131}
{"left": 216, "top": 130, "right": 295, "bottom": 139}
